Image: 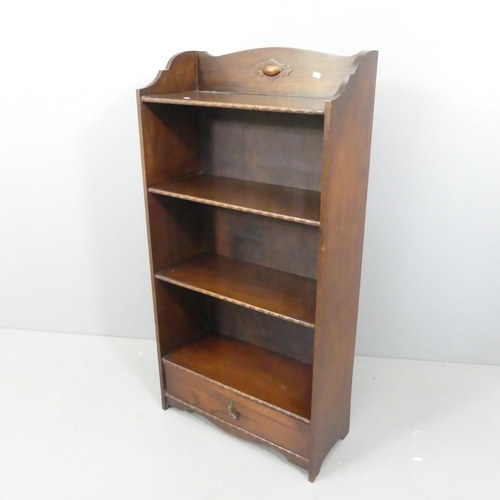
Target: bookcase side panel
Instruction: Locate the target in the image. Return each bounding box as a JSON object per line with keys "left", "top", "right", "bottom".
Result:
{"left": 137, "top": 54, "right": 200, "bottom": 407}
{"left": 139, "top": 51, "right": 198, "bottom": 96}
{"left": 309, "top": 52, "right": 378, "bottom": 481}
{"left": 139, "top": 104, "right": 200, "bottom": 187}
{"left": 146, "top": 197, "right": 209, "bottom": 393}
{"left": 138, "top": 50, "right": 199, "bottom": 186}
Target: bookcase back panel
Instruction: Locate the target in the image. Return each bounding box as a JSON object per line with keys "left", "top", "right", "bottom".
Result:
{"left": 197, "top": 48, "right": 356, "bottom": 98}
{"left": 210, "top": 300, "right": 314, "bottom": 364}
{"left": 205, "top": 207, "right": 319, "bottom": 280}
{"left": 199, "top": 109, "right": 324, "bottom": 191}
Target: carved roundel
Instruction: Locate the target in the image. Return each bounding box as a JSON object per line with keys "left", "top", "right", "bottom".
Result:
{"left": 254, "top": 59, "right": 293, "bottom": 81}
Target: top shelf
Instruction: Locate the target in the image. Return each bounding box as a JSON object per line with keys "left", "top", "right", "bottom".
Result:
{"left": 141, "top": 91, "right": 327, "bottom": 115}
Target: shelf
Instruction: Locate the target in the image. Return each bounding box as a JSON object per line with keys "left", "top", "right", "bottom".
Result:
{"left": 165, "top": 333, "right": 312, "bottom": 421}
{"left": 149, "top": 174, "right": 321, "bottom": 226}
{"left": 141, "top": 91, "right": 326, "bottom": 115}
{"left": 155, "top": 253, "right": 316, "bottom": 328}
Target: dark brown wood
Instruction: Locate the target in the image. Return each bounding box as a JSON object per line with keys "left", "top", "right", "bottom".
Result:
{"left": 155, "top": 253, "right": 317, "bottom": 328}
{"left": 149, "top": 174, "right": 321, "bottom": 226}
{"left": 164, "top": 333, "right": 312, "bottom": 420}
{"left": 147, "top": 195, "right": 206, "bottom": 274}
{"left": 142, "top": 91, "right": 326, "bottom": 114}
{"left": 165, "top": 358, "right": 310, "bottom": 456}
{"left": 137, "top": 52, "right": 200, "bottom": 409}
{"left": 212, "top": 301, "right": 314, "bottom": 364}
{"left": 206, "top": 207, "right": 318, "bottom": 280}
{"left": 138, "top": 105, "right": 199, "bottom": 187}
{"left": 139, "top": 51, "right": 197, "bottom": 96}
{"left": 200, "top": 109, "right": 324, "bottom": 191}
{"left": 137, "top": 51, "right": 199, "bottom": 188}
{"left": 166, "top": 395, "right": 310, "bottom": 469}
{"left": 137, "top": 47, "right": 377, "bottom": 481}
{"left": 149, "top": 197, "right": 318, "bottom": 280}
{"left": 152, "top": 282, "right": 208, "bottom": 358}
{"left": 196, "top": 48, "right": 357, "bottom": 98}
{"left": 308, "top": 51, "right": 378, "bottom": 482}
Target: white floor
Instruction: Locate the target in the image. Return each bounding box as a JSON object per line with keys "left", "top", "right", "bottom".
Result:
{"left": 1, "top": 329, "right": 499, "bottom": 499}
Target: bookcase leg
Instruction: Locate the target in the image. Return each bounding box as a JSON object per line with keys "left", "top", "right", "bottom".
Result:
{"left": 308, "top": 464, "right": 320, "bottom": 482}
{"left": 161, "top": 394, "right": 170, "bottom": 410}
{"left": 339, "top": 422, "right": 350, "bottom": 441}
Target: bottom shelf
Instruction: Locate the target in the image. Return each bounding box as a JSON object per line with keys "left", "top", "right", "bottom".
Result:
{"left": 164, "top": 333, "right": 312, "bottom": 421}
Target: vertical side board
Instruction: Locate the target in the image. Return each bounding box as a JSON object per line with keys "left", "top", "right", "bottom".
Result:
{"left": 137, "top": 51, "right": 201, "bottom": 409}
{"left": 309, "top": 51, "right": 378, "bottom": 481}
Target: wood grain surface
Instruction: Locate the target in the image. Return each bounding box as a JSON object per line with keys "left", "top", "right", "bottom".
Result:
{"left": 164, "top": 333, "right": 313, "bottom": 420}
{"left": 166, "top": 394, "right": 310, "bottom": 469}
{"left": 308, "top": 51, "right": 378, "bottom": 481}
{"left": 142, "top": 91, "right": 326, "bottom": 114}
{"left": 137, "top": 47, "right": 378, "bottom": 481}
{"left": 149, "top": 174, "right": 321, "bottom": 226}
{"left": 155, "top": 253, "right": 317, "bottom": 328}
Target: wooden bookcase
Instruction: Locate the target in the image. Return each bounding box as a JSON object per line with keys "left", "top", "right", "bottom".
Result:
{"left": 137, "top": 48, "right": 377, "bottom": 481}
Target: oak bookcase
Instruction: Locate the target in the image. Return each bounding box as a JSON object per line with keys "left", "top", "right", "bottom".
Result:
{"left": 137, "top": 48, "right": 377, "bottom": 481}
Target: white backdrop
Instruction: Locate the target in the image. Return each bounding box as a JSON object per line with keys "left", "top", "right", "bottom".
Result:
{"left": 1, "top": 0, "right": 499, "bottom": 364}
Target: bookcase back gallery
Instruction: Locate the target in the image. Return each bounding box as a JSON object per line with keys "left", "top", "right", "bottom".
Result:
{"left": 137, "top": 47, "right": 377, "bottom": 481}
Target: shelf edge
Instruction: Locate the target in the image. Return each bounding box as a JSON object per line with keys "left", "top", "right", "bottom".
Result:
{"left": 148, "top": 186, "right": 320, "bottom": 227}
{"left": 155, "top": 273, "right": 316, "bottom": 329}
{"left": 164, "top": 362, "right": 311, "bottom": 423}
{"left": 141, "top": 94, "right": 325, "bottom": 115}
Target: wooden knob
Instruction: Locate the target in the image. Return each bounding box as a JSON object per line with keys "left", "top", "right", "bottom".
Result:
{"left": 262, "top": 64, "right": 282, "bottom": 77}
{"left": 227, "top": 399, "right": 240, "bottom": 420}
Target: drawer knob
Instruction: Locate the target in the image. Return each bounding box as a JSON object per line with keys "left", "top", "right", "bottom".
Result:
{"left": 262, "top": 64, "right": 282, "bottom": 77}
{"left": 227, "top": 399, "right": 240, "bottom": 420}
{"left": 254, "top": 59, "right": 292, "bottom": 80}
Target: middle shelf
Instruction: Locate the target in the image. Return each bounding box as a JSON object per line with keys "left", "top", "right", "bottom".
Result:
{"left": 148, "top": 174, "right": 321, "bottom": 226}
{"left": 155, "top": 253, "right": 317, "bottom": 328}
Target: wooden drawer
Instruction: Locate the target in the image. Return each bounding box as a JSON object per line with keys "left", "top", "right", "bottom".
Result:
{"left": 164, "top": 360, "right": 310, "bottom": 458}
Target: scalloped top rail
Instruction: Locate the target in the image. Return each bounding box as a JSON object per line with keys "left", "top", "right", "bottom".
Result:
{"left": 138, "top": 48, "right": 373, "bottom": 108}
{"left": 141, "top": 91, "right": 327, "bottom": 114}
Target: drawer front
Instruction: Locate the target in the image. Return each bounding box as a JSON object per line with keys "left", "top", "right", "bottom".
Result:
{"left": 164, "top": 361, "right": 310, "bottom": 458}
